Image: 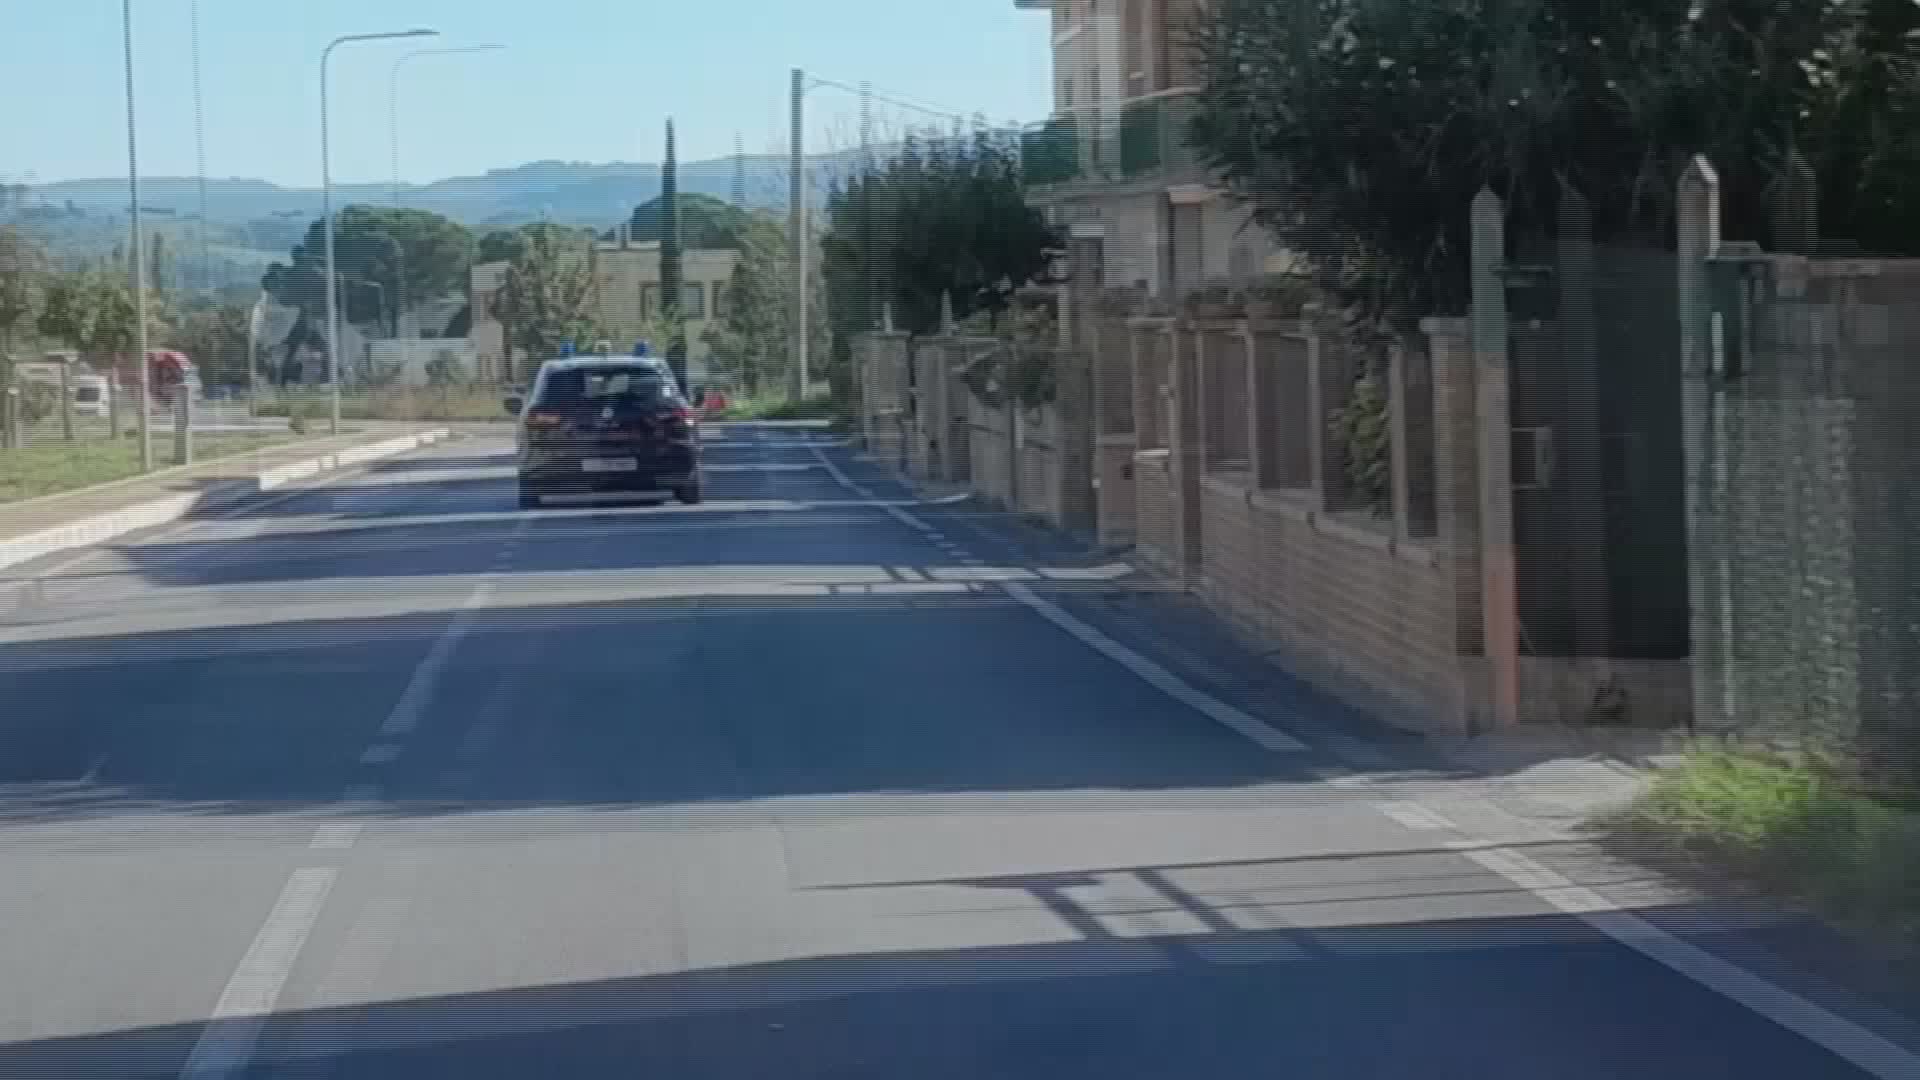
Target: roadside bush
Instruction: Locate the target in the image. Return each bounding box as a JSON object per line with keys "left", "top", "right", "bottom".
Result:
{"left": 286, "top": 398, "right": 316, "bottom": 435}
{"left": 17, "top": 381, "right": 59, "bottom": 424}
{"left": 718, "top": 392, "right": 847, "bottom": 425}
{"left": 1618, "top": 748, "right": 1920, "bottom": 952}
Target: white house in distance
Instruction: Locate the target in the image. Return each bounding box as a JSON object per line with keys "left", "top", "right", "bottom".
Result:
{"left": 470, "top": 233, "right": 741, "bottom": 384}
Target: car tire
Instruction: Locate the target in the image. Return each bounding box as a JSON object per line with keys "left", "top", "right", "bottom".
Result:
{"left": 674, "top": 483, "right": 703, "bottom": 506}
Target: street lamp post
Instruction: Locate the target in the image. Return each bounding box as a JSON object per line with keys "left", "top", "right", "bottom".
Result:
{"left": 322, "top": 28, "right": 437, "bottom": 436}
{"left": 122, "top": 0, "right": 152, "bottom": 470}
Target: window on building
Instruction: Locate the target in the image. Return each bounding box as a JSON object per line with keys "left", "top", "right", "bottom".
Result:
{"left": 639, "top": 284, "right": 659, "bottom": 319}
{"left": 682, "top": 283, "right": 706, "bottom": 319}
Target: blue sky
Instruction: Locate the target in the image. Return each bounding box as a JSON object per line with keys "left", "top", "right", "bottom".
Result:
{"left": 7, "top": 0, "right": 1053, "bottom": 186}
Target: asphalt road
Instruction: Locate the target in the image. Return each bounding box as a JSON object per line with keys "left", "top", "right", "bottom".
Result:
{"left": 0, "top": 423, "right": 1906, "bottom": 1079}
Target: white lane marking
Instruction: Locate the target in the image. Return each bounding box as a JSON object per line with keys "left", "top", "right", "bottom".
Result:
{"left": 377, "top": 582, "right": 495, "bottom": 737}
{"left": 359, "top": 743, "right": 402, "bottom": 766}
{"left": 178, "top": 867, "right": 337, "bottom": 1080}
{"left": 1380, "top": 800, "right": 1920, "bottom": 1077}
{"left": 808, "top": 445, "right": 1308, "bottom": 754}
{"left": 269, "top": 897, "right": 413, "bottom": 1068}
{"left": 311, "top": 783, "right": 381, "bottom": 848}
{"left": 999, "top": 579, "right": 1306, "bottom": 753}
{"left": 1312, "top": 764, "right": 1373, "bottom": 788}
{"left": 815, "top": 434, "right": 1920, "bottom": 1071}
{"left": 1376, "top": 800, "right": 1452, "bottom": 831}
{"left": 308, "top": 822, "right": 364, "bottom": 851}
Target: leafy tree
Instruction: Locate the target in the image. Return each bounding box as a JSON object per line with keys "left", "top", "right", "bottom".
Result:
{"left": 820, "top": 133, "right": 1058, "bottom": 408}
{"left": 164, "top": 300, "right": 251, "bottom": 389}
{"left": 702, "top": 213, "right": 827, "bottom": 396}
{"left": 424, "top": 350, "right": 462, "bottom": 387}
{"left": 478, "top": 222, "right": 589, "bottom": 266}
{"left": 486, "top": 224, "right": 598, "bottom": 380}
{"left": 1186, "top": 0, "right": 1918, "bottom": 317}
{"left": 262, "top": 205, "right": 473, "bottom": 332}
{"left": 823, "top": 134, "right": 1060, "bottom": 340}
{"left": 0, "top": 226, "right": 43, "bottom": 355}
{"left": 36, "top": 269, "right": 149, "bottom": 366}
{"left": 16, "top": 381, "right": 60, "bottom": 424}
{"left": 148, "top": 231, "right": 168, "bottom": 298}
{"left": 478, "top": 228, "right": 526, "bottom": 264}
{"left": 622, "top": 192, "right": 759, "bottom": 250}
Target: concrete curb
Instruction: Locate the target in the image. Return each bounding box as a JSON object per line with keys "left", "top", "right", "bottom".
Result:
{"left": 0, "top": 427, "right": 449, "bottom": 573}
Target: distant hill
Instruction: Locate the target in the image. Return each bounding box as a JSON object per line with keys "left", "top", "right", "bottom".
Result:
{"left": 27, "top": 154, "right": 854, "bottom": 230}
{"left": 10, "top": 132, "right": 1019, "bottom": 290}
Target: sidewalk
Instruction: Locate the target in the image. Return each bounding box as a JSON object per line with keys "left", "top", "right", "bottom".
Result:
{"left": 0, "top": 422, "right": 447, "bottom": 572}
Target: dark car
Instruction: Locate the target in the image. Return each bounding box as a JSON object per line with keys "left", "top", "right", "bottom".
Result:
{"left": 509, "top": 357, "right": 703, "bottom": 509}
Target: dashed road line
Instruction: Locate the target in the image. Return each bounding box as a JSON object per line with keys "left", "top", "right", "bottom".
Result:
{"left": 308, "top": 822, "right": 364, "bottom": 851}
{"left": 375, "top": 584, "right": 491, "bottom": 739}
{"left": 178, "top": 868, "right": 337, "bottom": 1080}
{"left": 268, "top": 897, "right": 413, "bottom": 1077}
{"left": 1376, "top": 800, "right": 1453, "bottom": 831}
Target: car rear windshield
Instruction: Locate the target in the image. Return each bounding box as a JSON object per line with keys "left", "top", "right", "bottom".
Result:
{"left": 535, "top": 366, "right": 671, "bottom": 408}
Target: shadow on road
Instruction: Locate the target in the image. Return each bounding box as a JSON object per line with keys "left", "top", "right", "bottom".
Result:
{"left": 0, "top": 586, "right": 1308, "bottom": 824}
{"left": 0, "top": 901, "right": 1858, "bottom": 1080}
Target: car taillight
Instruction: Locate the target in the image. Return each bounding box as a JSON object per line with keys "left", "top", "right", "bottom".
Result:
{"left": 659, "top": 405, "right": 694, "bottom": 435}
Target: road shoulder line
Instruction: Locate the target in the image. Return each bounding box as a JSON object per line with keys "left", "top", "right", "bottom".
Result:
{"left": 809, "top": 443, "right": 1306, "bottom": 754}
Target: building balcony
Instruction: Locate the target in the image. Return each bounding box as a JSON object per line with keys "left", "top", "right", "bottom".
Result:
{"left": 1021, "top": 89, "right": 1204, "bottom": 199}
{"left": 1118, "top": 91, "right": 1201, "bottom": 178}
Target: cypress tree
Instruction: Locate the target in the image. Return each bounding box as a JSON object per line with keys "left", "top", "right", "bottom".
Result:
{"left": 659, "top": 119, "right": 687, "bottom": 389}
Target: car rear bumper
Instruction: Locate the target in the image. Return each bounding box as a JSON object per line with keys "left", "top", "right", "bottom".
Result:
{"left": 519, "top": 446, "right": 699, "bottom": 492}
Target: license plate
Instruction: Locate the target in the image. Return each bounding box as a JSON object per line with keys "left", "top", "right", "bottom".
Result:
{"left": 580, "top": 457, "right": 638, "bottom": 473}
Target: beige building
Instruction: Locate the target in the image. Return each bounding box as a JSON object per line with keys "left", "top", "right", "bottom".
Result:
{"left": 1015, "top": 0, "right": 1291, "bottom": 295}
{"left": 470, "top": 237, "right": 741, "bottom": 383}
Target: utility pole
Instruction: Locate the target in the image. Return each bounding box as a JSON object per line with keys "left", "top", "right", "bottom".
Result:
{"left": 860, "top": 81, "right": 875, "bottom": 333}
{"left": 122, "top": 0, "right": 152, "bottom": 471}
{"left": 789, "top": 67, "right": 808, "bottom": 399}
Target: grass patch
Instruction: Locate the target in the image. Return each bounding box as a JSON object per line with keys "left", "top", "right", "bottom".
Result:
{"left": 1614, "top": 747, "right": 1920, "bottom": 954}
{"left": 0, "top": 433, "right": 296, "bottom": 503}
{"left": 258, "top": 386, "right": 510, "bottom": 424}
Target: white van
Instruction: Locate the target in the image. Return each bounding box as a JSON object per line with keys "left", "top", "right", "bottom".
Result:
{"left": 70, "top": 374, "right": 110, "bottom": 419}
